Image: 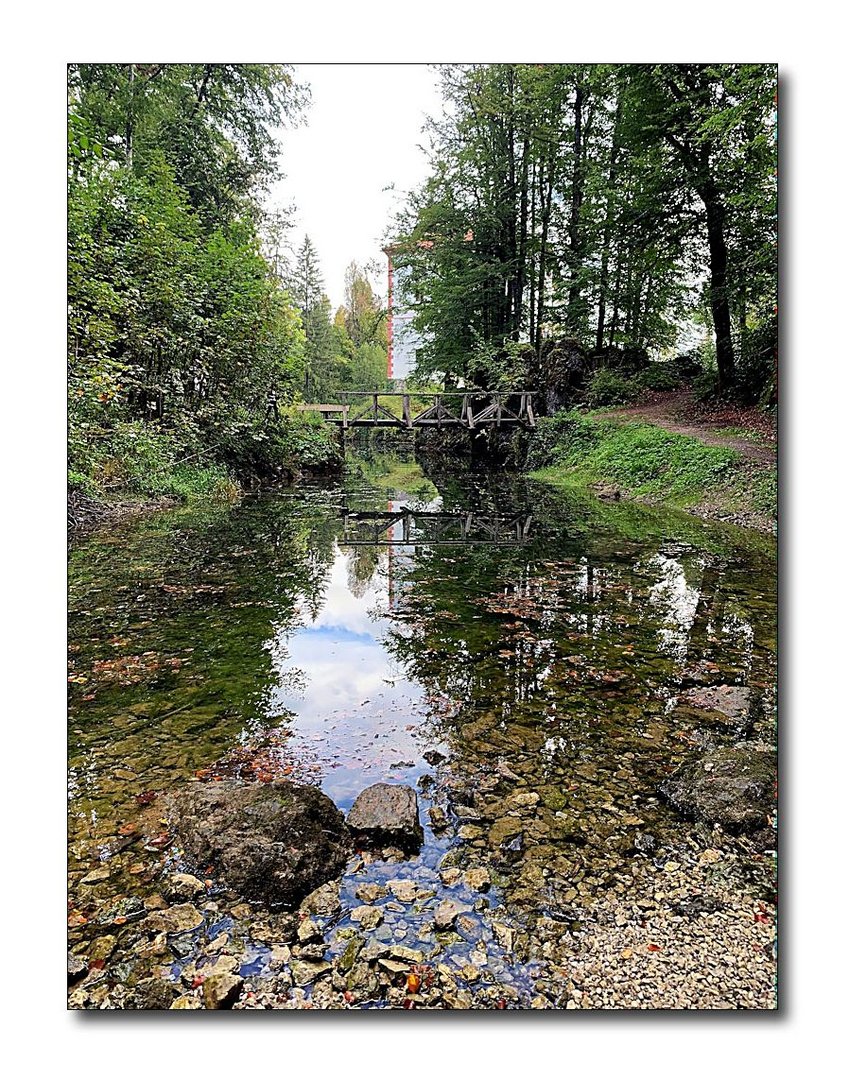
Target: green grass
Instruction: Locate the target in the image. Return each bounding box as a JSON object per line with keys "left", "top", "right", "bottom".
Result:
{"left": 528, "top": 411, "right": 739, "bottom": 507}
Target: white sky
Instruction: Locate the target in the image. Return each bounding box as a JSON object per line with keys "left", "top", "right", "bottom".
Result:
{"left": 266, "top": 64, "right": 444, "bottom": 309}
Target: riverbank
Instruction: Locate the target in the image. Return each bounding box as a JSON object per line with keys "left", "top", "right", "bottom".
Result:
{"left": 527, "top": 402, "right": 777, "bottom": 534}
{"left": 68, "top": 411, "right": 343, "bottom": 535}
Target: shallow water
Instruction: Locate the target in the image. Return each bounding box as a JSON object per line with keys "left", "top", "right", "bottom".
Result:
{"left": 68, "top": 456, "right": 777, "bottom": 1006}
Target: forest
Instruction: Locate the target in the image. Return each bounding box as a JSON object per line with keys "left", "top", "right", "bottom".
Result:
{"left": 68, "top": 63, "right": 388, "bottom": 511}
{"left": 394, "top": 64, "right": 776, "bottom": 406}
{"left": 68, "top": 63, "right": 776, "bottom": 517}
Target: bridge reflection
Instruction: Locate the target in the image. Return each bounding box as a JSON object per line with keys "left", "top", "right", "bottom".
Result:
{"left": 340, "top": 508, "right": 534, "bottom": 546}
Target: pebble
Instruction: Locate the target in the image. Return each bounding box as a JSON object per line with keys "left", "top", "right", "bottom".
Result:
{"left": 350, "top": 905, "right": 383, "bottom": 930}
{"left": 202, "top": 973, "right": 244, "bottom": 1009}
{"left": 464, "top": 867, "right": 491, "bottom": 892}
{"left": 434, "top": 899, "right": 471, "bottom": 931}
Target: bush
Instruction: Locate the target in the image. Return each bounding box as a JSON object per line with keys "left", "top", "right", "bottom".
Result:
{"left": 735, "top": 315, "right": 778, "bottom": 406}
{"left": 584, "top": 369, "right": 638, "bottom": 407}
{"left": 68, "top": 419, "right": 241, "bottom": 503}
{"left": 212, "top": 408, "right": 342, "bottom": 479}
{"left": 693, "top": 369, "right": 719, "bottom": 401}
{"left": 526, "top": 411, "right": 603, "bottom": 470}
{"left": 636, "top": 364, "right": 678, "bottom": 392}
{"left": 669, "top": 349, "right": 704, "bottom": 379}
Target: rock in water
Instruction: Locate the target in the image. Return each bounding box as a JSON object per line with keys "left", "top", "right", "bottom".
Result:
{"left": 164, "top": 872, "right": 206, "bottom": 902}
{"left": 658, "top": 747, "right": 776, "bottom": 833}
{"left": 433, "top": 898, "right": 471, "bottom": 931}
{"left": 202, "top": 973, "right": 244, "bottom": 1010}
{"left": 675, "top": 685, "right": 759, "bottom": 737}
{"left": 67, "top": 953, "right": 88, "bottom": 986}
{"left": 347, "top": 783, "right": 424, "bottom": 853}
{"left": 170, "top": 781, "right": 350, "bottom": 909}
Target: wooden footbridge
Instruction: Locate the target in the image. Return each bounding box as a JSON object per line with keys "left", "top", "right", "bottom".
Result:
{"left": 300, "top": 391, "right": 536, "bottom": 430}
{"left": 341, "top": 508, "right": 534, "bottom": 546}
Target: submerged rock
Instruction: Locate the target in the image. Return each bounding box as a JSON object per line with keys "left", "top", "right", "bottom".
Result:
{"left": 131, "top": 977, "right": 178, "bottom": 1011}
{"left": 387, "top": 878, "right": 419, "bottom": 903}
{"left": 354, "top": 882, "right": 387, "bottom": 904}
{"left": 464, "top": 867, "right": 491, "bottom": 892}
{"left": 347, "top": 783, "right": 424, "bottom": 853}
{"left": 170, "top": 781, "right": 350, "bottom": 909}
{"left": 164, "top": 873, "right": 206, "bottom": 902}
{"left": 67, "top": 953, "right": 88, "bottom": 986}
{"left": 202, "top": 973, "right": 244, "bottom": 1010}
{"left": 433, "top": 899, "right": 471, "bottom": 931}
{"left": 350, "top": 905, "right": 383, "bottom": 930}
{"left": 141, "top": 903, "right": 204, "bottom": 936}
{"left": 675, "top": 685, "right": 760, "bottom": 737}
{"left": 659, "top": 747, "right": 776, "bottom": 833}
{"left": 299, "top": 880, "right": 342, "bottom": 918}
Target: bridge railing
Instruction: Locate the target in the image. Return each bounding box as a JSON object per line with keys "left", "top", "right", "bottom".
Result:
{"left": 299, "top": 391, "right": 537, "bottom": 430}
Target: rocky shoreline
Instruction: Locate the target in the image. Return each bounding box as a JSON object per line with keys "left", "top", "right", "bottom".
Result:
{"left": 69, "top": 729, "right": 776, "bottom": 1011}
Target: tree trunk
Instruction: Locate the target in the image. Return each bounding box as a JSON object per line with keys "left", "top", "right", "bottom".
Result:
{"left": 566, "top": 78, "right": 585, "bottom": 331}
{"left": 701, "top": 180, "right": 735, "bottom": 391}
{"left": 595, "top": 93, "right": 623, "bottom": 351}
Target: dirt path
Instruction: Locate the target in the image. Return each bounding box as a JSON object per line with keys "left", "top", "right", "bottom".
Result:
{"left": 598, "top": 390, "right": 777, "bottom": 465}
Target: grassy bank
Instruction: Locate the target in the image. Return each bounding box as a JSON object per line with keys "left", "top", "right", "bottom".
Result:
{"left": 527, "top": 411, "right": 777, "bottom": 533}
{"left": 68, "top": 409, "right": 342, "bottom": 530}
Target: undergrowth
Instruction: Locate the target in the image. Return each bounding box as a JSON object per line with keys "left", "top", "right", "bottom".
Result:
{"left": 527, "top": 411, "right": 738, "bottom": 505}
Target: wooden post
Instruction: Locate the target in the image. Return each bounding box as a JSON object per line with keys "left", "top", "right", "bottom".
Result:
{"left": 403, "top": 394, "right": 412, "bottom": 428}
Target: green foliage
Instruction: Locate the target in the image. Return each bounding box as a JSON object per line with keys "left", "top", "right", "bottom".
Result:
{"left": 735, "top": 313, "right": 778, "bottom": 406}
{"left": 67, "top": 64, "right": 347, "bottom": 505}
{"left": 210, "top": 409, "right": 341, "bottom": 478}
{"left": 69, "top": 64, "right": 307, "bottom": 224}
{"left": 525, "top": 411, "right": 603, "bottom": 470}
{"left": 394, "top": 63, "right": 776, "bottom": 405}
{"left": 68, "top": 419, "right": 238, "bottom": 502}
{"left": 753, "top": 468, "right": 778, "bottom": 515}
{"left": 290, "top": 241, "right": 389, "bottom": 401}
{"left": 693, "top": 369, "right": 720, "bottom": 401}
{"left": 584, "top": 369, "right": 638, "bottom": 407}
{"left": 636, "top": 364, "right": 678, "bottom": 391}
{"left": 468, "top": 336, "right": 532, "bottom": 391}
{"left": 529, "top": 412, "right": 738, "bottom": 504}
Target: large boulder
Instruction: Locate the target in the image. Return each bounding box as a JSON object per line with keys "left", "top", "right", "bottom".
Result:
{"left": 347, "top": 783, "right": 424, "bottom": 853}
{"left": 659, "top": 747, "right": 776, "bottom": 833}
{"left": 538, "top": 338, "right": 590, "bottom": 414}
{"left": 675, "top": 685, "right": 760, "bottom": 738}
{"left": 170, "top": 781, "right": 350, "bottom": 909}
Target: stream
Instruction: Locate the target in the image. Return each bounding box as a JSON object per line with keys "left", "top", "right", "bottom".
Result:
{"left": 68, "top": 455, "right": 777, "bottom": 1009}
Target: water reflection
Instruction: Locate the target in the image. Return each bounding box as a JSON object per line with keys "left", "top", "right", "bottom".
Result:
{"left": 68, "top": 460, "right": 776, "bottom": 993}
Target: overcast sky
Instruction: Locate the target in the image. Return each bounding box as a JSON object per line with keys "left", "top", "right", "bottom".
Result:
{"left": 266, "top": 64, "right": 444, "bottom": 309}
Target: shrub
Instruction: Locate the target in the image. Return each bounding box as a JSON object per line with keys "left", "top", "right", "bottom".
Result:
{"left": 636, "top": 364, "right": 678, "bottom": 392}
{"left": 526, "top": 411, "right": 603, "bottom": 470}
{"left": 212, "top": 408, "right": 342, "bottom": 479}
{"left": 669, "top": 349, "right": 703, "bottom": 379}
{"left": 584, "top": 369, "right": 638, "bottom": 407}
{"left": 693, "top": 369, "right": 719, "bottom": 401}
{"left": 735, "top": 315, "right": 778, "bottom": 406}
